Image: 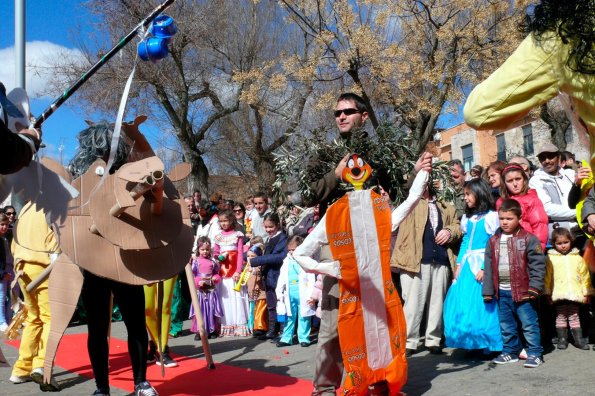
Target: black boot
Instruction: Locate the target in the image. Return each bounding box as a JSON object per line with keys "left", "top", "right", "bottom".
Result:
{"left": 556, "top": 328, "right": 568, "bottom": 350}
{"left": 259, "top": 318, "right": 277, "bottom": 340}
{"left": 571, "top": 327, "right": 590, "bottom": 350}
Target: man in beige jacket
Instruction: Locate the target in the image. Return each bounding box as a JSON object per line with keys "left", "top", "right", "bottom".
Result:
{"left": 391, "top": 186, "right": 461, "bottom": 356}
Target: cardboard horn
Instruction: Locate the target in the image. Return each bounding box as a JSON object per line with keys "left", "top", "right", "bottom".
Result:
{"left": 184, "top": 263, "right": 215, "bottom": 369}
{"left": 109, "top": 171, "right": 163, "bottom": 217}
{"left": 151, "top": 171, "right": 164, "bottom": 216}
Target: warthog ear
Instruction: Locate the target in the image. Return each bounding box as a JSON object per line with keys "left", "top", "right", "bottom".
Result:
{"left": 133, "top": 115, "right": 148, "bottom": 127}
{"left": 168, "top": 162, "right": 191, "bottom": 182}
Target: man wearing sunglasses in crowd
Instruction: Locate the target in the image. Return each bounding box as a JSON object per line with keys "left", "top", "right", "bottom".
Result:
{"left": 528, "top": 143, "right": 582, "bottom": 242}
{"left": 300, "top": 93, "right": 432, "bottom": 396}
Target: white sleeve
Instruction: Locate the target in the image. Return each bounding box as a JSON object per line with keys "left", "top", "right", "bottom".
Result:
{"left": 293, "top": 215, "right": 342, "bottom": 278}
{"left": 484, "top": 211, "right": 501, "bottom": 236}
{"left": 392, "top": 170, "right": 429, "bottom": 230}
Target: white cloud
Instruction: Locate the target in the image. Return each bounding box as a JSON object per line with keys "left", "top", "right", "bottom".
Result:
{"left": 0, "top": 41, "right": 85, "bottom": 98}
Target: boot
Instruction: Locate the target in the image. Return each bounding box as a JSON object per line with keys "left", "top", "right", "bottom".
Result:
{"left": 258, "top": 317, "right": 277, "bottom": 340}
{"left": 556, "top": 328, "right": 568, "bottom": 350}
{"left": 570, "top": 327, "right": 590, "bottom": 350}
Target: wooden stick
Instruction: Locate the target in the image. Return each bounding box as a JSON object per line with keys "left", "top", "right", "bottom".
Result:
{"left": 185, "top": 263, "right": 215, "bottom": 369}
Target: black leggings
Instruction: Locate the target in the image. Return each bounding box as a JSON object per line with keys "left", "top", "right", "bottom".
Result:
{"left": 81, "top": 271, "right": 148, "bottom": 391}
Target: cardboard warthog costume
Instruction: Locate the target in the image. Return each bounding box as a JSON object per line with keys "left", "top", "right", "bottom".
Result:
{"left": 40, "top": 116, "right": 209, "bottom": 384}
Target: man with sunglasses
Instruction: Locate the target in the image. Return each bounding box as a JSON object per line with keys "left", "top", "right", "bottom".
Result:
{"left": 528, "top": 143, "right": 578, "bottom": 240}
{"left": 3, "top": 206, "right": 16, "bottom": 243}
{"left": 305, "top": 93, "right": 431, "bottom": 396}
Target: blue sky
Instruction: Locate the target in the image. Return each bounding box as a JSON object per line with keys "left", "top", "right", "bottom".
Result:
{"left": 0, "top": 1, "right": 463, "bottom": 166}
{"left": 0, "top": 0, "right": 98, "bottom": 163}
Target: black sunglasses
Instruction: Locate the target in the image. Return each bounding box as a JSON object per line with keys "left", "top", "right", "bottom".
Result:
{"left": 334, "top": 108, "right": 360, "bottom": 118}
{"left": 5, "top": 212, "right": 15, "bottom": 216}
{"left": 537, "top": 152, "right": 559, "bottom": 161}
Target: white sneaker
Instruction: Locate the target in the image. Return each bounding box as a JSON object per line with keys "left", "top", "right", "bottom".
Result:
{"left": 9, "top": 375, "right": 31, "bottom": 384}
{"left": 519, "top": 348, "right": 528, "bottom": 360}
{"left": 30, "top": 367, "right": 44, "bottom": 384}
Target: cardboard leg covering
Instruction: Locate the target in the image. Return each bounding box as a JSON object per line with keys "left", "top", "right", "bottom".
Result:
{"left": 185, "top": 263, "right": 215, "bottom": 369}
{"left": 44, "top": 255, "right": 84, "bottom": 384}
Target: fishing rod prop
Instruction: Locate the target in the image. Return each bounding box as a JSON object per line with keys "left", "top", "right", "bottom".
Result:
{"left": 33, "top": 0, "right": 177, "bottom": 128}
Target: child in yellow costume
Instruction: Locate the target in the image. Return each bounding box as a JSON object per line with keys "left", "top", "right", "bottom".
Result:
{"left": 294, "top": 154, "right": 430, "bottom": 395}
{"left": 144, "top": 276, "right": 178, "bottom": 367}
{"left": 10, "top": 202, "right": 60, "bottom": 390}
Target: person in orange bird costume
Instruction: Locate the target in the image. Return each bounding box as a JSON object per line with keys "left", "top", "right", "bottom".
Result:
{"left": 293, "top": 153, "right": 430, "bottom": 395}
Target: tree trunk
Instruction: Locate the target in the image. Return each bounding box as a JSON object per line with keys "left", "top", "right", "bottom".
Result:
{"left": 254, "top": 158, "right": 275, "bottom": 193}
{"left": 182, "top": 148, "right": 209, "bottom": 195}
{"left": 540, "top": 103, "right": 570, "bottom": 151}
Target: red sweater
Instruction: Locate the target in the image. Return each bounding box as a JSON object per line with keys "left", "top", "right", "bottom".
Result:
{"left": 496, "top": 189, "right": 548, "bottom": 249}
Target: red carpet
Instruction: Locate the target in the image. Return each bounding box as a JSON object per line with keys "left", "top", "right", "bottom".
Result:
{"left": 6, "top": 334, "right": 314, "bottom": 395}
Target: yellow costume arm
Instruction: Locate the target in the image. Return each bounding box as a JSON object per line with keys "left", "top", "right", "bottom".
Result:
{"left": 464, "top": 33, "right": 562, "bottom": 130}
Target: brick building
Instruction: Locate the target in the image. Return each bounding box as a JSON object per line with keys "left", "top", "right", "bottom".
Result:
{"left": 436, "top": 116, "right": 589, "bottom": 170}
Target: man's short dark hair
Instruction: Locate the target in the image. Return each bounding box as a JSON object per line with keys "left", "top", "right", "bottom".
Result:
{"left": 450, "top": 159, "right": 464, "bottom": 171}
{"left": 254, "top": 191, "right": 268, "bottom": 200}
{"left": 337, "top": 93, "right": 368, "bottom": 113}
{"left": 561, "top": 151, "right": 575, "bottom": 161}
{"left": 498, "top": 198, "right": 522, "bottom": 218}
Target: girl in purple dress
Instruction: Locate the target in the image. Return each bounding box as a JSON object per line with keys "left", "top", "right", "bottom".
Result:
{"left": 190, "top": 236, "right": 223, "bottom": 338}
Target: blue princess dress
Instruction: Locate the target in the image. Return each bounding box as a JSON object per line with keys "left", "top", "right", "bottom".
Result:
{"left": 443, "top": 211, "right": 502, "bottom": 351}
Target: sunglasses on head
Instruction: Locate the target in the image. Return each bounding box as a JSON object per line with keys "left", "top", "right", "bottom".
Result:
{"left": 334, "top": 108, "right": 360, "bottom": 118}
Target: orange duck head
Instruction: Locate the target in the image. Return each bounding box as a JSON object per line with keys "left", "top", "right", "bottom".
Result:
{"left": 342, "top": 153, "right": 372, "bottom": 191}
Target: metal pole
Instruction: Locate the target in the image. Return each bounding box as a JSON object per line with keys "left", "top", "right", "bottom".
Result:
{"left": 15, "top": 0, "right": 26, "bottom": 89}
{"left": 33, "top": 0, "right": 176, "bottom": 128}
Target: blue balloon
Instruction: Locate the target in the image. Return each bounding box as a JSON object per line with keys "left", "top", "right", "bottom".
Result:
{"left": 149, "top": 15, "right": 177, "bottom": 39}
{"left": 137, "top": 37, "right": 169, "bottom": 61}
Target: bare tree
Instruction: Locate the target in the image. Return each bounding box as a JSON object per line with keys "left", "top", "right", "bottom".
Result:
{"left": 278, "top": 0, "right": 529, "bottom": 153}
{"left": 540, "top": 100, "right": 571, "bottom": 150}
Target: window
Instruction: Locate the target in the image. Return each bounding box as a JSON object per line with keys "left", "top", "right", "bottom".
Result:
{"left": 462, "top": 144, "right": 474, "bottom": 171}
{"left": 496, "top": 134, "right": 506, "bottom": 161}
{"left": 565, "top": 124, "right": 573, "bottom": 143}
{"left": 523, "top": 125, "right": 534, "bottom": 155}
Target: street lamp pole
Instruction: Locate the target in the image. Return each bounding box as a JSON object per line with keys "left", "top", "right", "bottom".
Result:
{"left": 15, "top": 0, "right": 26, "bottom": 89}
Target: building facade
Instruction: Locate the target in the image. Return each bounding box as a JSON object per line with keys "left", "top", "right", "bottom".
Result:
{"left": 436, "top": 115, "right": 589, "bottom": 170}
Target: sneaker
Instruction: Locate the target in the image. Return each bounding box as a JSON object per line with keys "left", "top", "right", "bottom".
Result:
{"left": 92, "top": 389, "right": 110, "bottom": 395}
{"left": 135, "top": 381, "right": 159, "bottom": 396}
{"left": 30, "top": 368, "right": 44, "bottom": 384}
{"left": 427, "top": 346, "right": 443, "bottom": 355}
{"left": 9, "top": 375, "right": 31, "bottom": 384}
{"left": 147, "top": 341, "right": 157, "bottom": 364}
{"left": 524, "top": 355, "right": 543, "bottom": 368}
{"left": 491, "top": 353, "right": 519, "bottom": 365}
{"left": 519, "top": 348, "right": 528, "bottom": 360}
{"left": 156, "top": 351, "right": 178, "bottom": 368}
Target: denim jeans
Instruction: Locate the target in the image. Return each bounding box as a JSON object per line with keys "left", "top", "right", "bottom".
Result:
{"left": 0, "top": 279, "right": 10, "bottom": 325}
{"left": 498, "top": 289, "right": 542, "bottom": 357}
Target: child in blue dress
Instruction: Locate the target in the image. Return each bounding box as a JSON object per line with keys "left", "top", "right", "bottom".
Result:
{"left": 443, "top": 178, "right": 502, "bottom": 352}
{"left": 275, "top": 235, "right": 316, "bottom": 347}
